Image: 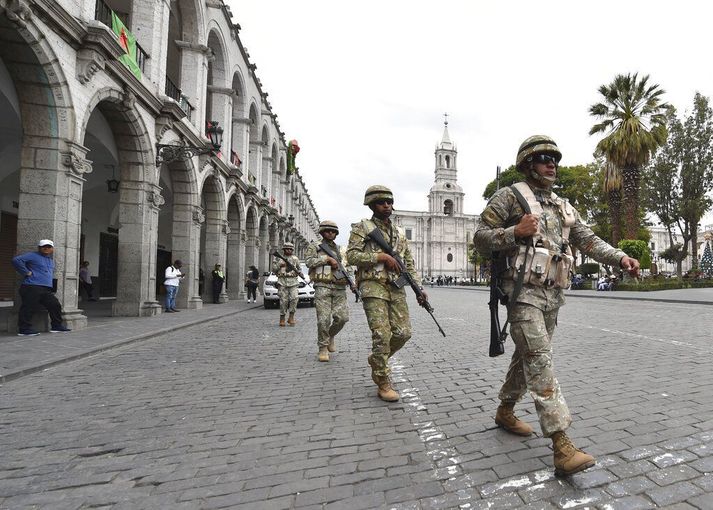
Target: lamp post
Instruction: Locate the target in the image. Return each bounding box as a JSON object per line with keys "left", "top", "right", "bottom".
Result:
{"left": 155, "top": 121, "right": 224, "bottom": 165}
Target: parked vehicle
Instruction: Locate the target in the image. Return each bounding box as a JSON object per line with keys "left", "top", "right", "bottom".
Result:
{"left": 262, "top": 263, "right": 315, "bottom": 309}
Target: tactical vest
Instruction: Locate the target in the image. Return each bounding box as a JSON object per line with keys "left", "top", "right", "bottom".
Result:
{"left": 276, "top": 256, "right": 299, "bottom": 278}
{"left": 309, "top": 244, "right": 347, "bottom": 286}
{"left": 504, "top": 182, "right": 576, "bottom": 289}
{"left": 355, "top": 219, "right": 405, "bottom": 285}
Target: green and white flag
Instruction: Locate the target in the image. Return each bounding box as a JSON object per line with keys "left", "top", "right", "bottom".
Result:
{"left": 111, "top": 12, "right": 142, "bottom": 80}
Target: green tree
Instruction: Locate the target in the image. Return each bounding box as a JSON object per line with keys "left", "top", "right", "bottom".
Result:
{"left": 645, "top": 93, "right": 713, "bottom": 278}
{"left": 589, "top": 73, "right": 670, "bottom": 242}
{"left": 482, "top": 165, "right": 522, "bottom": 200}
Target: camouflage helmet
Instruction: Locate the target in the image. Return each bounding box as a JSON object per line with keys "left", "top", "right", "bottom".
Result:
{"left": 363, "top": 185, "right": 394, "bottom": 206}
{"left": 282, "top": 241, "right": 295, "bottom": 250}
{"left": 515, "top": 135, "right": 562, "bottom": 171}
{"left": 318, "top": 220, "right": 339, "bottom": 233}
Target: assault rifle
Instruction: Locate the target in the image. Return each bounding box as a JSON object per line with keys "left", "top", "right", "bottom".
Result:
{"left": 318, "top": 242, "right": 361, "bottom": 302}
{"left": 365, "top": 228, "right": 446, "bottom": 337}
{"left": 488, "top": 255, "right": 509, "bottom": 357}
{"left": 271, "top": 251, "right": 307, "bottom": 284}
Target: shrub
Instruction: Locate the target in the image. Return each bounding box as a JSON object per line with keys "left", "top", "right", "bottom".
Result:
{"left": 577, "top": 262, "right": 600, "bottom": 277}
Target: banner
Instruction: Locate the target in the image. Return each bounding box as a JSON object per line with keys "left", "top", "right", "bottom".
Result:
{"left": 111, "top": 12, "right": 142, "bottom": 80}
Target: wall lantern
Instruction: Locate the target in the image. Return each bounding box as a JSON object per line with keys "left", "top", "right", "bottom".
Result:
{"left": 155, "top": 121, "right": 224, "bottom": 165}
{"left": 106, "top": 165, "right": 120, "bottom": 193}
{"left": 288, "top": 214, "right": 294, "bottom": 225}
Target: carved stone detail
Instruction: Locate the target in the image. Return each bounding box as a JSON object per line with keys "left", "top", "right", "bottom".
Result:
{"left": 222, "top": 222, "right": 231, "bottom": 235}
{"left": 193, "top": 207, "right": 205, "bottom": 225}
{"left": 76, "top": 48, "right": 106, "bottom": 84}
{"left": 147, "top": 191, "right": 165, "bottom": 208}
{"left": 0, "top": 0, "right": 32, "bottom": 27}
{"left": 121, "top": 88, "right": 136, "bottom": 111}
{"left": 61, "top": 142, "right": 93, "bottom": 177}
{"left": 240, "top": 231, "right": 247, "bottom": 241}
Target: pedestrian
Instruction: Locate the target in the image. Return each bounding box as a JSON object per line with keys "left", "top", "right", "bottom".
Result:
{"left": 164, "top": 260, "right": 184, "bottom": 313}
{"left": 211, "top": 263, "right": 224, "bottom": 304}
{"left": 347, "top": 185, "right": 426, "bottom": 402}
{"left": 475, "top": 135, "right": 640, "bottom": 476}
{"left": 245, "top": 265, "right": 259, "bottom": 303}
{"left": 79, "top": 260, "right": 97, "bottom": 302}
{"left": 11, "top": 239, "right": 71, "bottom": 336}
{"left": 305, "top": 220, "right": 351, "bottom": 362}
{"left": 272, "top": 242, "right": 302, "bottom": 326}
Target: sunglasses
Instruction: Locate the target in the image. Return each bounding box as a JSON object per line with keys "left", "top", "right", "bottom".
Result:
{"left": 531, "top": 154, "right": 559, "bottom": 165}
{"left": 373, "top": 199, "right": 394, "bottom": 206}
{"left": 322, "top": 229, "right": 338, "bottom": 234}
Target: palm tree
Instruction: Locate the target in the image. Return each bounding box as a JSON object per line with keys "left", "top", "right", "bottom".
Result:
{"left": 589, "top": 73, "right": 670, "bottom": 241}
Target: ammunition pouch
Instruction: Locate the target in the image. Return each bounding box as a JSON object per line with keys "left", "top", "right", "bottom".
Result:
{"left": 505, "top": 244, "right": 574, "bottom": 289}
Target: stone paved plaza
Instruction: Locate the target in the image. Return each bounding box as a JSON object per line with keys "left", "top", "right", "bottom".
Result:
{"left": 1, "top": 288, "right": 713, "bottom": 509}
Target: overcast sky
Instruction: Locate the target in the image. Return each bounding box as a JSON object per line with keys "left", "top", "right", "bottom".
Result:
{"left": 227, "top": 0, "right": 713, "bottom": 236}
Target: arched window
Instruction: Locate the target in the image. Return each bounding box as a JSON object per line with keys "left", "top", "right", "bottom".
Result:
{"left": 447, "top": 253, "right": 453, "bottom": 263}
{"left": 445, "top": 155, "right": 450, "bottom": 168}
{"left": 443, "top": 199, "right": 453, "bottom": 215}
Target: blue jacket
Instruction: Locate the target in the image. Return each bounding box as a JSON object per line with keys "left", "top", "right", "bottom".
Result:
{"left": 12, "top": 251, "right": 55, "bottom": 287}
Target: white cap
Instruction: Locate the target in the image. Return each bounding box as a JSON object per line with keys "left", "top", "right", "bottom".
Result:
{"left": 38, "top": 239, "right": 54, "bottom": 247}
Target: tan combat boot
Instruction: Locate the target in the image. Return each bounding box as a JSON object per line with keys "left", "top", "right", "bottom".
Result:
{"left": 318, "top": 347, "right": 329, "bottom": 362}
{"left": 552, "top": 431, "right": 596, "bottom": 477}
{"left": 279, "top": 315, "right": 286, "bottom": 327}
{"left": 327, "top": 336, "right": 336, "bottom": 353}
{"left": 287, "top": 313, "right": 296, "bottom": 326}
{"left": 495, "top": 402, "right": 534, "bottom": 436}
{"left": 375, "top": 375, "right": 400, "bottom": 402}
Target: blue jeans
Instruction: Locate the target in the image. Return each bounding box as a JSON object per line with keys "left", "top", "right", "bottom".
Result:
{"left": 165, "top": 285, "right": 179, "bottom": 310}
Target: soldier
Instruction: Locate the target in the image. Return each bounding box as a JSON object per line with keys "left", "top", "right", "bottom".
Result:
{"left": 347, "top": 185, "right": 426, "bottom": 402}
{"left": 272, "top": 241, "right": 302, "bottom": 327}
{"left": 305, "top": 220, "right": 351, "bottom": 362}
{"left": 475, "top": 135, "right": 640, "bottom": 476}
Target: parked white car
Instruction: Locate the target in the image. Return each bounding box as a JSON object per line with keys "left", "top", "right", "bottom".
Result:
{"left": 262, "top": 263, "right": 315, "bottom": 309}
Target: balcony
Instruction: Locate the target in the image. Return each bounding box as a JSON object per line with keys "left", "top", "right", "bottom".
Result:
{"left": 165, "top": 76, "right": 194, "bottom": 121}
{"left": 95, "top": 0, "right": 148, "bottom": 75}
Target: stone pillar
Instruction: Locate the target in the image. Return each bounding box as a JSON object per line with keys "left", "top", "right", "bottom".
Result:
{"left": 175, "top": 41, "right": 210, "bottom": 130}
{"left": 231, "top": 115, "right": 249, "bottom": 168}
{"left": 188, "top": 206, "right": 204, "bottom": 309}
{"left": 226, "top": 225, "right": 243, "bottom": 300}
{"left": 208, "top": 85, "right": 232, "bottom": 157}
{"left": 248, "top": 140, "right": 262, "bottom": 186}
{"left": 201, "top": 210, "right": 227, "bottom": 303}
{"left": 112, "top": 182, "right": 163, "bottom": 317}
{"left": 170, "top": 202, "right": 201, "bottom": 310}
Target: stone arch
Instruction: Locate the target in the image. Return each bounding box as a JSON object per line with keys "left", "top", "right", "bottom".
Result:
{"left": 244, "top": 204, "right": 259, "bottom": 274}
{"left": 246, "top": 101, "right": 260, "bottom": 185}
{"left": 259, "top": 125, "right": 270, "bottom": 193}
{"left": 205, "top": 27, "right": 229, "bottom": 133}
{"left": 0, "top": 13, "right": 85, "bottom": 329}
{"left": 199, "top": 170, "right": 226, "bottom": 303}
{"left": 225, "top": 189, "right": 245, "bottom": 298}
{"left": 258, "top": 212, "right": 270, "bottom": 274}
{"left": 230, "top": 69, "right": 247, "bottom": 167}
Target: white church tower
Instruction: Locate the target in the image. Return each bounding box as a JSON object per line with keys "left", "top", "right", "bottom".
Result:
{"left": 393, "top": 116, "right": 479, "bottom": 280}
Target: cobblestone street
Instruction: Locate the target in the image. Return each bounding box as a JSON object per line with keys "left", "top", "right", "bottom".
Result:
{"left": 2, "top": 288, "right": 713, "bottom": 509}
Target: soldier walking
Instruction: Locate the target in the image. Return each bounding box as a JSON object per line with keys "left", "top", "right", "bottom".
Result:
{"left": 272, "top": 242, "right": 302, "bottom": 327}
{"left": 347, "top": 185, "right": 426, "bottom": 402}
{"left": 475, "top": 135, "right": 640, "bottom": 476}
{"left": 305, "top": 220, "right": 351, "bottom": 362}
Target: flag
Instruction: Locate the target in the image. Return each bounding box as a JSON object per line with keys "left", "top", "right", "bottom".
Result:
{"left": 111, "top": 12, "right": 142, "bottom": 80}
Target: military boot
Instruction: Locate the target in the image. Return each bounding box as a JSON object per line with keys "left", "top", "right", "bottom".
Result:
{"left": 552, "top": 431, "right": 596, "bottom": 477}
{"left": 318, "top": 347, "right": 329, "bottom": 362}
{"left": 279, "top": 315, "right": 286, "bottom": 327}
{"left": 495, "top": 402, "right": 534, "bottom": 436}
{"left": 287, "top": 313, "right": 296, "bottom": 326}
{"left": 375, "top": 376, "right": 399, "bottom": 402}
{"left": 327, "top": 336, "right": 336, "bottom": 353}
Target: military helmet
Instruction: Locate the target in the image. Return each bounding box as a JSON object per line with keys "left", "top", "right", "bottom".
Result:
{"left": 318, "top": 220, "right": 339, "bottom": 233}
{"left": 282, "top": 241, "right": 295, "bottom": 250}
{"left": 515, "top": 135, "right": 562, "bottom": 170}
{"left": 363, "top": 185, "right": 394, "bottom": 206}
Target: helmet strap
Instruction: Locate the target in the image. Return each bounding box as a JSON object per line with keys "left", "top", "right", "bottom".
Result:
{"left": 528, "top": 165, "right": 556, "bottom": 188}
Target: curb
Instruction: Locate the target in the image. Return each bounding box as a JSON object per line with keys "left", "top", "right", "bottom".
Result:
{"left": 0, "top": 305, "right": 262, "bottom": 385}
{"left": 431, "top": 285, "right": 713, "bottom": 306}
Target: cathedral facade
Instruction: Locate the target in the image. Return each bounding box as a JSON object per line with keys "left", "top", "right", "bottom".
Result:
{"left": 393, "top": 123, "right": 479, "bottom": 280}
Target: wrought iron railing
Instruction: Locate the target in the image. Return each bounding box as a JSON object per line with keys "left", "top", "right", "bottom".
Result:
{"left": 165, "top": 75, "right": 194, "bottom": 120}
{"left": 95, "top": 0, "right": 147, "bottom": 74}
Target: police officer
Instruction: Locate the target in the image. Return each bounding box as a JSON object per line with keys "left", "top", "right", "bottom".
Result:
{"left": 347, "top": 185, "right": 426, "bottom": 401}
{"left": 475, "top": 135, "right": 640, "bottom": 476}
{"left": 272, "top": 242, "right": 302, "bottom": 327}
{"left": 305, "top": 220, "right": 351, "bottom": 362}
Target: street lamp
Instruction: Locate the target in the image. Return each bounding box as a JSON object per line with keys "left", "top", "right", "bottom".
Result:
{"left": 155, "top": 121, "right": 224, "bottom": 165}
{"left": 105, "top": 165, "right": 120, "bottom": 193}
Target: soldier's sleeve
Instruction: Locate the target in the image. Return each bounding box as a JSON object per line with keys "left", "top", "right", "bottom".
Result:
{"left": 569, "top": 209, "right": 627, "bottom": 267}
{"left": 271, "top": 257, "right": 281, "bottom": 273}
{"left": 304, "top": 243, "right": 328, "bottom": 269}
{"left": 403, "top": 238, "right": 421, "bottom": 287}
{"left": 474, "top": 188, "right": 519, "bottom": 254}
{"left": 346, "top": 222, "right": 379, "bottom": 267}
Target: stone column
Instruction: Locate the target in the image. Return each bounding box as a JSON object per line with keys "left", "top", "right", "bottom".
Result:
{"left": 112, "top": 182, "right": 163, "bottom": 317}
{"left": 175, "top": 41, "right": 211, "bottom": 129}
{"left": 248, "top": 140, "right": 262, "bottom": 187}
{"left": 226, "top": 225, "right": 243, "bottom": 300}
{"left": 201, "top": 210, "right": 227, "bottom": 303}
{"left": 231, "top": 115, "right": 250, "bottom": 168}
{"left": 188, "top": 206, "right": 204, "bottom": 309}
{"left": 170, "top": 202, "right": 201, "bottom": 310}
{"left": 207, "top": 85, "right": 232, "bottom": 157}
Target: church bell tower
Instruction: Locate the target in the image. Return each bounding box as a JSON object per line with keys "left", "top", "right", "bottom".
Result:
{"left": 428, "top": 114, "right": 464, "bottom": 215}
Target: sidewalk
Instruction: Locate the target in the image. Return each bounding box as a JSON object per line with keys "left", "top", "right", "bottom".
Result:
{"left": 0, "top": 299, "right": 261, "bottom": 384}
{"left": 439, "top": 284, "right": 713, "bottom": 305}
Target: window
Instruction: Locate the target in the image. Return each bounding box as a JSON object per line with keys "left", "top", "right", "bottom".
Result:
{"left": 443, "top": 199, "right": 453, "bottom": 215}
{"left": 650, "top": 242, "right": 656, "bottom": 251}
{"left": 405, "top": 228, "right": 412, "bottom": 240}
{"left": 447, "top": 253, "right": 453, "bottom": 262}
{"left": 445, "top": 155, "right": 450, "bottom": 168}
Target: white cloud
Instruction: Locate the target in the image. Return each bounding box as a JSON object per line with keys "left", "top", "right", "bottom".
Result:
{"left": 228, "top": 0, "right": 713, "bottom": 235}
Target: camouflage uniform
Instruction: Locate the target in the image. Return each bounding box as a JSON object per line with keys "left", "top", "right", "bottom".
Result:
{"left": 272, "top": 254, "right": 301, "bottom": 316}
{"left": 347, "top": 216, "right": 419, "bottom": 377}
{"left": 475, "top": 182, "right": 627, "bottom": 437}
{"left": 305, "top": 240, "right": 349, "bottom": 348}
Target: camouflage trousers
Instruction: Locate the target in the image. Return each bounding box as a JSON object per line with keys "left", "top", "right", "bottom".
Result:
{"left": 362, "top": 292, "right": 411, "bottom": 377}
{"left": 498, "top": 303, "right": 571, "bottom": 437}
{"left": 314, "top": 286, "right": 349, "bottom": 347}
{"left": 278, "top": 285, "right": 299, "bottom": 316}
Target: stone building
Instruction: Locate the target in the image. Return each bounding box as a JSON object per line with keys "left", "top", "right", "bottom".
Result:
{"left": 0, "top": 0, "right": 321, "bottom": 332}
{"left": 393, "top": 122, "right": 479, "bottom": 280}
